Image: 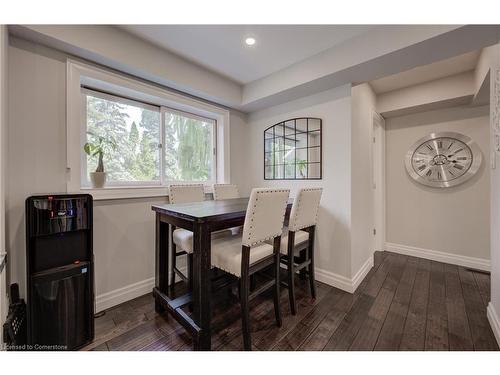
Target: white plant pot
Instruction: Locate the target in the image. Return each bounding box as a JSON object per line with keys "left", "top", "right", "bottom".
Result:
{"left": 89, "top": 172, "right": 107, "bottom": 188}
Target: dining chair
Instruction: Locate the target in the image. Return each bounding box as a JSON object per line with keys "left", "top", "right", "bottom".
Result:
{"left": 211, "top": 188, "right": 290, "bottom": 350}
{"left": 168, "top": 184, "right": 205, "bottom": 290}
{"left": 279, "top": 187, "right": 322, "bottom": 315}
{"left": 213, "top": 184, "right": 240, "bottom": 200}
{"left": 213, "top": 184, "right": 242, "bottom": 236}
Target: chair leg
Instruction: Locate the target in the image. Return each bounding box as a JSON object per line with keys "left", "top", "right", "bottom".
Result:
{"left": 240, "top": 246, "right": 252, "bottom": 351}
{"left": 307, "top": 227, "right": 317, "bottom": 299}
{"left": 273, "top": 246, "right": 282, "bottom": 327}
{"left": 250, "top": 274, "right": 256, "bottom": 292}
{"left": 287, "top": 258, "right": 297, "bottom": 315}
{"left": 170, "top": 246, "right": 177, "bottom": 292}
{"left": 308, "top": 258, "right": 316, "bottom": 299}
{"left": 298, "top": 249, "right": 307, "bottom": 280}
{"left": 240, "top": 275, "right": 252, "bottom": 350}
{"left": 287, "top": 232, "right": 297, "bottom": 315}
{"left": 187, "top": 253, "right": 194, "bottom": 313}
{"left": 187, "top": 253, "right": 193, "bottom": 291}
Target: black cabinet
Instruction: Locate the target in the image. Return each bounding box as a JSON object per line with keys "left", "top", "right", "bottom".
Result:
{"left": 26, "top": 194, "right": 94, "bottom": 350}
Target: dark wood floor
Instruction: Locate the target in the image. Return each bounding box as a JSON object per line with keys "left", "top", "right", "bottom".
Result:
{"left": 82, "top": 251, "right": 499, "bottom": 351}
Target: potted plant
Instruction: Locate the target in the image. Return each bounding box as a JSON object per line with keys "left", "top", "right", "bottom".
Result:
{"left": 297, "top": 159, "right": 307, "bottom": 178}
{"left": 84, "top": 132, "right": 117, "bottom": 188}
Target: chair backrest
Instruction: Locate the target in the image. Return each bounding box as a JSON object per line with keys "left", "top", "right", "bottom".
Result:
{"left": 242, "top": 188, "right": 290, "bottom": 247}
{"left": 288, "top": 188, "right": 323, "bottom": 231}
{"left": 213, "top": 184, "right": 240, "bottom": 200}
{"left": 169, "top": 184, "right": 205, "bottom": 204}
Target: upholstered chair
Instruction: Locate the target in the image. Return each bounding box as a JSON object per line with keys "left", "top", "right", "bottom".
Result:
{"left": 168, "top": 184, "right": 205, "bottom": 290}
{"left": 279, "top": 188, "right": 322, "bottom": 315}
{"left": 213, "top": 184, "right": 242, "bottom": 235}
{"left": 211, "top": 188, "right": 290, "bottom": 350}
{"left": 213, "top": 184, "right": 240, "bottom": 200}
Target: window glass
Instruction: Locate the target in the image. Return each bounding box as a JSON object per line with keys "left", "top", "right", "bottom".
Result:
{"left": 84, "top": 90, "right": 160, "bottom": 185}
{"left": 164, "top": 110, "right": 215, "bottom": 182}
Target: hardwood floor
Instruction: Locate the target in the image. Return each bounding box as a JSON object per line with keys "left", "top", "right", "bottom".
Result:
{"left": 82, "top": 251, "right": 499, "bottom": 351}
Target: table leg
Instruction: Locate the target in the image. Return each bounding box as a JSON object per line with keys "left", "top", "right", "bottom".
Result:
{"left": 154, "top": 214, "right": 169, "bottom": 313}
{"left": 191, "top": 221, "right": 211, "bottom": 350}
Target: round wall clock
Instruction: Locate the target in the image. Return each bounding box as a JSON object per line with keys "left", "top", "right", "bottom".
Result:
{"left": 405, "top": 132, "right": 482, "bottom": 188}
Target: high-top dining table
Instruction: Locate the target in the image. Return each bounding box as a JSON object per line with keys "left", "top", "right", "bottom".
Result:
{"left": 152, "top": 197, "right": 292, "bottom": 350}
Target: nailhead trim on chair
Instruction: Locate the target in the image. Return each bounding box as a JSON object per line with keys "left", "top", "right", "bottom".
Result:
{"left": 289, "top": 187, "right": 323, "bottom": 231}
{"left": 169, "top": 183, "right": 205, "bottom": 204}
{"left": 243, "top": 188, "right": 290, "bottom": 247}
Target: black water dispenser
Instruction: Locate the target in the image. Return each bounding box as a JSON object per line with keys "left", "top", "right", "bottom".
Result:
{"left": 26, "top": 194, "right": 94, "bottom": 350}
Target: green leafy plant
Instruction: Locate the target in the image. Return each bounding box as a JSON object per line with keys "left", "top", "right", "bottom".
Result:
{"left": 297, "top": 159, "right": 307, "bottom": 178}
{"left": 84, "top": 132, "right": 117, "bottom": 173}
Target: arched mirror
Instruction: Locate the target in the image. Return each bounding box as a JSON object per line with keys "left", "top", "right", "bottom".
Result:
{"left": 264, "top": 117, "right": 322, "bottom": 180}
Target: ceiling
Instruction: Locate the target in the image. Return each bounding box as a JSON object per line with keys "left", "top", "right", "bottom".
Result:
{"left": 369, "top": 50, "right": 481, "bottom": 94}
{"left": 119, "top": 25, "right": 374, "bottom": 84}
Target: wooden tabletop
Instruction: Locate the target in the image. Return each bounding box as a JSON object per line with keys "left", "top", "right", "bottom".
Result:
{"left": 152, "top": 197, "right": 250, "bottom": 220}
{"left": 152, "top": 197, "right": 293, "bottom": 221}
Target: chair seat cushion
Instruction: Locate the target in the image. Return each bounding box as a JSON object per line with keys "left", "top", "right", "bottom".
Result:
{"left": 173, "top": 228, "right": 194, "bottom": 253}
{"left": 211, "top": 234, "right": 274, "bottom": 277}
{"left": 279, "top": 229, "right": 309, "bottom": 254}
{"left": 173, "top": 228, "right": 232, "bottom": 254}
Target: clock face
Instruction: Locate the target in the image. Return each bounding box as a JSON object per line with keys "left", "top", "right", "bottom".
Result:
{"left": 405, "top": 132, "right": 482, "bottom": 188}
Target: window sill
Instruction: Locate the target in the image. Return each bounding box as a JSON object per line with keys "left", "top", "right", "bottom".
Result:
{"left": 77, "top": 186, "right": 169, "bottom": 201}
{"left": 76, "top": 184, "right": 215, "bottom": 201}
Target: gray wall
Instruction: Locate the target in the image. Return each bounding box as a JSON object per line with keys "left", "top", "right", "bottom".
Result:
{"left": 350, "top": 83, "right": 377, "bottom": 276}
{"left": 385, "top": 105, "right": 490, "bottom": 261}
{"left": 488, "top": 44, "right": 500, "bottom": 341}
{"left": 6, "top": 38, "right": 248, "bottom": 310}
{"left": 245, "top": 86, "right": 355, "bottom": 283}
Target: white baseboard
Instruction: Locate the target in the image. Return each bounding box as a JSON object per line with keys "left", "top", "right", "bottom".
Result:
{"left": 351, "top": 255, "right": 375, "bottom": 292}
{"left": 96, "top": 267, "right": 186, "bottom": 312}
{"left": 96, "top": 258, "right": 375, "bottom": 312}
{"left": 316, "top": 255, "right": 373, "bottom": 294}
{"left": 96, "top": 277, "right": 155, "bottom": 312}
{"left": 487, "top": 303, "right": 500, "bottom": 347}
{"left": 315, "top": 268, "right": 353, "bottom": 293}
{"left": 385, "top": 242, "right": 490, "bottom": 272}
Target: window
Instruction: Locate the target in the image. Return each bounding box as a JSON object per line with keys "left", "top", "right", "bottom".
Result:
{"left": 67, "top": 60, "right": 230, "bottom": 200}
{"left": 83, "top": 89, "right": 161, "bottom": 186}
{"left": 264, "top": 118, "right": 322, "bottom": 180}
{"left": 82, "top": 88, "right": 216, "bottom": 187}
{"left": 163, "top": 109, "right": 216, "bottom": 183}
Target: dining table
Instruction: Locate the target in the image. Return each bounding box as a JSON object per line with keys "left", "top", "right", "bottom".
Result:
{"left": 152, "top": 197, "right": 292, "bottom": 350}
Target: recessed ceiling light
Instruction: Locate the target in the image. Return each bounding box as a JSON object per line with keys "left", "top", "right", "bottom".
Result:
{"left": 245, "top": 37, "right": 256, "bottom": 46}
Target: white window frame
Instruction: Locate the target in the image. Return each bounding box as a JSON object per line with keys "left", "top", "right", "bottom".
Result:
{"left": 81, "top": 87, "right": 163, "bottom": 188}
{"left": 67, "top": 60, "right": 231, "bottom": 200}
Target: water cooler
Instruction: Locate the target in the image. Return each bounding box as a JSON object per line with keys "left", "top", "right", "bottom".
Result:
{"left": 26, "top": 194, "right": 94, "bottom": 350}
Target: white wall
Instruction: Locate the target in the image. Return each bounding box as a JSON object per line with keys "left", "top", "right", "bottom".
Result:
{"left": 385, "top": 105, "right": 490, "bottom": 268}
{"left": 378, "top": 72, "right": 475, "bottom": 118}
{"left": 488, "top": 43, "right": 500, "bottom": 345}
{"left": 245, "top": 85, "right": 363, "bottom": 290}
{"left": 10, "top": 25, "right": 242, "bottom": 108}
{"left": 227, "top": 110, "right": 249, "bottom": 190}
{"left": 7, "top": 40, "right": 67, "bottom": 299}
{"left": 5, "top": 38, "right": 247, "bottom": 311}
{"left": 0, "top": 25, "right": 8, "bottom": 344}
{"left": 474, "top": 45, "right": 496, "bottom": 105}
{"left": 350, "top": 83, "right": 377, "bottom": 277}
{"left": 242, "top": 84, "right": 379, "bottom": 291}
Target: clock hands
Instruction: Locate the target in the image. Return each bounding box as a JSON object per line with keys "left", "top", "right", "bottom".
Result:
{"left": 406, "top": 133, "right": 480, "bottom": 188}
{"left": 413, "top": 138, "right": 472, "bottom": 182}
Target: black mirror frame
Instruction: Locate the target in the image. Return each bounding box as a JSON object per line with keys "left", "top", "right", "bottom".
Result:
{"left": 263, "top": 117, "right": 322, "bottom": 180}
